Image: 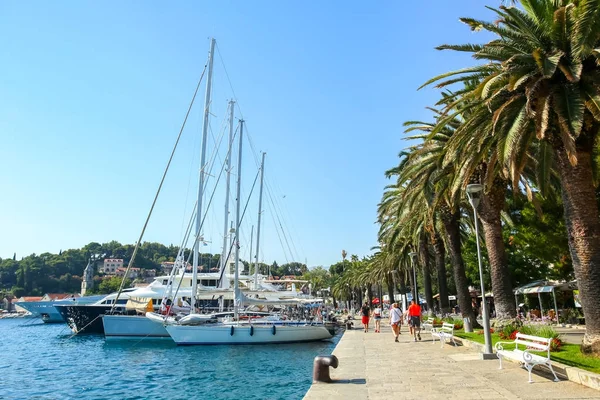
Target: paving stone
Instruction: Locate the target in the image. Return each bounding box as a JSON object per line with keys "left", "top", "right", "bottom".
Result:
{"left": 303, "top": 323, "right": 599, "bottom": 399}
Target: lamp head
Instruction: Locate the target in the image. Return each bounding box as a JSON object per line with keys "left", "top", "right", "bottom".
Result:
{"left": 466, "top": 184, "right": 484, "bottom": 208}
{"left": 408, "top": 252, "right": 417, "bottom": 262}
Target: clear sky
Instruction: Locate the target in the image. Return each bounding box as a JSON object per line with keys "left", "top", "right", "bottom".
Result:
{"left": 0, "top": 1, "right": 496, "bottom": 268}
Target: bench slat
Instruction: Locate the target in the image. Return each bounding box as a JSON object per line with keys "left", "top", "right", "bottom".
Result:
{"left": 516, "top": 333, "right": 551, "bottom": 343}
{"left": 514, "top": 339, "right": 549, "bottom": 351}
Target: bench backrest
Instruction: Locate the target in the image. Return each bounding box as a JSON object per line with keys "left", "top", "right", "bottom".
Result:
{"left": 515, "top": 332, "right": 551, "bottom": 352}
{"left": 441, "top": 322, "right": 454, "bottom": 332}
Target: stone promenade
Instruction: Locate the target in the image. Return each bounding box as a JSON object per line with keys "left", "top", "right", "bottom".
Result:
{"left": 304, "top": 323, "right": 598, "bottom": 399}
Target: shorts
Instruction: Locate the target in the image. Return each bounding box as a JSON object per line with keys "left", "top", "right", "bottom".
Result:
{"left": 374, "top": 315, "right": 382, "bottom": 320}
{"left": 361, "top": 316, "right": 370, "bottom": 324}
{"left": 410, "top": 316, "right": 421, "bottom": 328}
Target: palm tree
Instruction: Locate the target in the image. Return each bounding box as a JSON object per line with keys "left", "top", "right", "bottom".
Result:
{"left": 423, "top": 1, "right": 600, "bottom": 354}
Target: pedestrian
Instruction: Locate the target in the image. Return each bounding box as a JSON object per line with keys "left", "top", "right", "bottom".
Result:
{"left": 360, "top": 302, "right": 371, "bottom": 333}
{"left": 373, "top": 303, "right": 382, "bottom": 333}
{"left": 408, "top": 300, "right": 422, "bottom": 341}
{"left": 389, "top": 302, "right": 402, "bottom": 342}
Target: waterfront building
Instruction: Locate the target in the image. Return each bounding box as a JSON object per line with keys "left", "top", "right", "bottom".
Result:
{"left": 101, "top": 258, "right": 123, "bottom": 274}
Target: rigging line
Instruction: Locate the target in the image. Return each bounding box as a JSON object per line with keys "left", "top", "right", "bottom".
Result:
{"left": 265, "top": 191, "right": 290, "bottom": 265}
{"left": 204, "top": 106, "right": 231, "bottom": 231}
{"left": 265, "top": 181, "right": 295, "bottom": 262}
{"left": 216, "top": 43, "right": 243, "bottom": 121}
{"left": 109, "top": 63, "right": 208, "bottom": 313}
{"left": 179, "top": 118, "right": 200, "bottom": 243}
{"left": 265, "top": 179, "right": 302, "bottom": 261}
{"left": 240, "top": 121, "right": 303, "bottom": 261}
{"left": 171, "top": 126, "right": 240, "bottom": 302}
{"left": 172, "top": 124, "right": 241, "bottom": 300}
{"left": 264, "top": 178, "right": 298, "bottom": 261}
{"left": 216, "top": 167, "right": 261, "bottom": 286}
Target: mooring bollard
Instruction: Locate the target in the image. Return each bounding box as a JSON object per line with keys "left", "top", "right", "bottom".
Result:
{"left": 312, "top": 355, "right": 339, "bottom": 383}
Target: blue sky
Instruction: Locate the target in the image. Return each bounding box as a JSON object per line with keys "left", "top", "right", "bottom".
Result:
{"left": 0, "top": 1, "right": 496, "bottom": 268}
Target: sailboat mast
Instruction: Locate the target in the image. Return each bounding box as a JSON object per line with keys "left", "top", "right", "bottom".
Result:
{"left": 192, "top": 37, "right": 216, "bottom": 314}
{"left": 253, "top": 152, "right": 266, "bottom": 288}
{"left": 233, "top": 119, "right": 244, "bottom": 321}
{"left": 248, "top": 225, "right": 254, "bottom": 279}
{"left": 219, "top": 100, "right": 235, "bottom": 290}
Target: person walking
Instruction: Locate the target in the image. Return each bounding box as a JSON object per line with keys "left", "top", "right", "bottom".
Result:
{"left": 407, "top": 300, "right": 422, "bottom": 342}
{"left": 360, "top": 302, "right": 371, "bottom": 333}
{"left": 389, "top": 302, "right": 402, "bottom": 342}
{"left": 373, "top": 303, "right": 382, "bottom": 333}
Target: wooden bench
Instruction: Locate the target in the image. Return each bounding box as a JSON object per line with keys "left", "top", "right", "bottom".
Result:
{"left": 431, "top": 322, "right": 456, "bottom": 348}
{"left": 495, "top": 332, "right": 559, "bottom": 383}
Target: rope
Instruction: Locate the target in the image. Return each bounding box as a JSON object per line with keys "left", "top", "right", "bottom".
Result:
{"left": 68, "top": 314, "right": 103, "bottom": 339}
{"left": 109, "top": 63, "right": 208, "bottom": 313}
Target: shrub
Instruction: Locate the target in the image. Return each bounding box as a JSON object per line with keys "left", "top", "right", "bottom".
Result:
{"left": 550, "top": 337, "right": 563, "bottom": 352}
{"left": 498, "top": 323, "right": 519, "bottom": 339}
{"left": 452, "top": 318, "right": 464, "bottom": 330}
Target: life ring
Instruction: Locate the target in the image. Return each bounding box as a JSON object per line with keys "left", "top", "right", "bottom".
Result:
{"left": 230, "top": 326, "right": 235, "bottom": 336}
{"left": 272, "top": 325, "right": 276, "bottom": 335}
{"left": 250, "top": 326, "right": 254, "bottom": 336}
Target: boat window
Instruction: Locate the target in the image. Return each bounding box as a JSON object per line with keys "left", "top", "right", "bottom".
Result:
{"left": 163, "top": 280, "right": 168, "bottom": 285}
{"left": 116, "top": 299, "right": 127, "bottom": 305}
{"left": 201, "top": 279, "right": 217, "bottom": 287}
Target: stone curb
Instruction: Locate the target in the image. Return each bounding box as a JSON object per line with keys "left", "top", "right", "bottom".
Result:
{"left": 452, "top": 335, "right": 600, "bottom": 391}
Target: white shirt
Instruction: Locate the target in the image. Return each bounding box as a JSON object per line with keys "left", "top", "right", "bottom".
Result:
{"left": 389, "top": 307, "right": 402, "bottom": 324}
{"left": 373, "top": 307, "right": 381, "bottom": 316}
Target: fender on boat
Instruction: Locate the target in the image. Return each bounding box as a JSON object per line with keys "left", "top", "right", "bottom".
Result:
{"left": 272, "top": 325, "right": 276, "bottom": 335}
{"left": 249, "top": 326, "right": 254, "bottom": 336}
{"left": 230, "top": 326, "right": 235, "bottom": 336}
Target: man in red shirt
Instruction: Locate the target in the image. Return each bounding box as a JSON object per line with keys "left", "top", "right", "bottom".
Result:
{"left": 407, "top": 300, "right": 422, "bottom": 341}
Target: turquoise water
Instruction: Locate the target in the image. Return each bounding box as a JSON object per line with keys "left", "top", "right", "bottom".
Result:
{"left": 0, "top": 318, "right": 341, "bottom": 400}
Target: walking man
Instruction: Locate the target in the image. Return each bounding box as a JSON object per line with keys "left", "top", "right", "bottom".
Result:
{"left": 360, "top": 302, "right": 371, "bottom": 333}
{"left": 389, "top": 302, "right": 402, "bottom": 342}
{"left": 407, "top": 300, "right": 422, "bottom": 342}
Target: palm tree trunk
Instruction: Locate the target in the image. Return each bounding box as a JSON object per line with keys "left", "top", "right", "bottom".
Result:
{"left": 477, "top": 180, "right": 516, "bottom": 319}
{"left": 441, "top": 208, "right": 478, "bottom": 331}
{"left": 555, "top": 147, "right": 600, "bottom": 355}
{"left": 432, "top": 230, "right": 450, "bottom": 314}
{"left": 419, "top": 235, "right": 434, "bottom": 315}
{"left": 386, "top": 272, "right": 395, "bottom": 304}
{"left": 367, "top": 285, "right": 373, "bottom": 308}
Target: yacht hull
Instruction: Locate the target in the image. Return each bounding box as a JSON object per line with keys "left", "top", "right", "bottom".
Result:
{"left": 56, "top": 304, "right": 131, "bottom": 334}
{"left": 166, "top": 323, "right": 333, "bottom": 345}
{"left": 15, "top": 301, "right": 64, "bottom": 323}
{"left": 102, "top": 315, "right": 170, "bottom": 340}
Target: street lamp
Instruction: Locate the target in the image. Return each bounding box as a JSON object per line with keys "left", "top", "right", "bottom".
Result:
{"left": 466, "top": 183, "right": 495, "bottom": 359}
{"left": 408, "top": 252, "right": 419, "bottom": 305}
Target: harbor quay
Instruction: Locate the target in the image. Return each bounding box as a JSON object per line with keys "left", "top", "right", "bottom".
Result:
{"left": 304, "top": 323, "right": 597, "bottom": 400}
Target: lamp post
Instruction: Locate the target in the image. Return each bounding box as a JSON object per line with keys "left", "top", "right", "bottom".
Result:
{"left": 408, "top": 252, "right": 419, "bottom": 305}
{"left": 466, "top": 183, "right": 495, "bottom": 359}
{"left": 342, "top": 250, "right": 348, "bottom": 309}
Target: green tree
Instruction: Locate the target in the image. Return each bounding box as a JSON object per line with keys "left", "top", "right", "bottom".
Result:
{"left": 423, "top": 0, "right": 600, "bottom": 354}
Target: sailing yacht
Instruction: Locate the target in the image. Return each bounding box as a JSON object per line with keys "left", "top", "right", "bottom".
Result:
{"left": 164, "top": 50, "right": 333, "bottom": 343}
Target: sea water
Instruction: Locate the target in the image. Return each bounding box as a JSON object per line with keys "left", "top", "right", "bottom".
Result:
{"left": 0, "top": 318, "right": 341, "bottom": 400}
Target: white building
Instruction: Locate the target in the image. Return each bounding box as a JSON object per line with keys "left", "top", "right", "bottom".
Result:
{"left": 101, "top": 258, "right": 123, "bottom": 275}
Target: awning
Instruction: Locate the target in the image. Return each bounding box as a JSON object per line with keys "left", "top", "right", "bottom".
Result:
{"left": 514, "top": 280, "right": 577, "bottom": 295}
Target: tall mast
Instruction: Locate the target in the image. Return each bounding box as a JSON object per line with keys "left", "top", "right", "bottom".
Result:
{"left": 219, "top": 100, "right": 235, "bottom": 290}
{"left": 233, "top": 119, "right": 244, "bottom": 321}
{"left": 253, "top": 152, "right": 266, "bottom": 288}
{"left": 248, "top": 225, "right": 254, "bottom": 280}
{"left": 191, "top": 37, "right": 215, "bottom": 314}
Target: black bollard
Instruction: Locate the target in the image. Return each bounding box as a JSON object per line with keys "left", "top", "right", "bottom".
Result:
{"left": 312, "top": 355, "right": 339, "bottom": 383}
